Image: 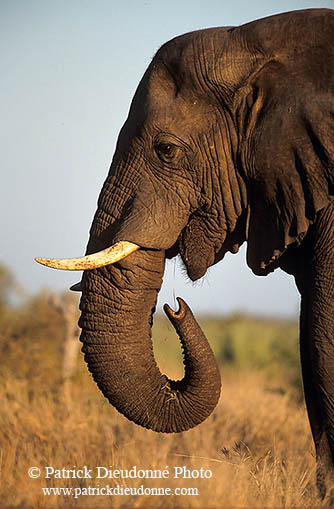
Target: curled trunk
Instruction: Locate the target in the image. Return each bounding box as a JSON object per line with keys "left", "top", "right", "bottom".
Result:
{"left": 79, "top": 248, "right": 221, "bottom": 432}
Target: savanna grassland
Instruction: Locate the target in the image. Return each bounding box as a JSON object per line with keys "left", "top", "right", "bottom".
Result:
{"left": 0, "top": 264, "right": 324, "bottom": 508}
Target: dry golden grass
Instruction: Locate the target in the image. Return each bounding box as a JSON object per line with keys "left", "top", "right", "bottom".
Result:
{"left": 0, "top": 362, "right": 321, "bottom": 508}
{"left": 0, "top": 266, "right": 319, "bottom": 507}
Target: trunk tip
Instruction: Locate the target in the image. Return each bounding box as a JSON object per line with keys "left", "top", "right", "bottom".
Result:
{"left": 70, "top": 281, "right": 83, "bottom": 292}
{"left": 164, "top": 297, "right": 187, "bottom": 321}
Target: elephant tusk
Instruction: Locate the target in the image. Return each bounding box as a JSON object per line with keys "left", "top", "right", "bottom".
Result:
{"left": 35, "top": 241, "right": 140, "bottom": 271}
{"left": 70, "top": 282, "right": 83, "bottom": 292}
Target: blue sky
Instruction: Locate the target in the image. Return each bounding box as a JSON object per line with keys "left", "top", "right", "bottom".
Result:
{"left": 1, "top": 0, "right": 333, "bottom": 316}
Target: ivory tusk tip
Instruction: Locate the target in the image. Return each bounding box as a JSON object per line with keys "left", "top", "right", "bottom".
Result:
{"left": 70, "top": 282, "right": 83, "bottom": 292}
{"left": 35, "top": 257, "right": 67, "bottom": 269}
{"left": 35, "top": 257, "right": 50, "bottom": 266}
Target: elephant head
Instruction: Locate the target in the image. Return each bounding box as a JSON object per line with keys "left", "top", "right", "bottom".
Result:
{"left": 36, "top": 9, "right": 334, "bottom": 434}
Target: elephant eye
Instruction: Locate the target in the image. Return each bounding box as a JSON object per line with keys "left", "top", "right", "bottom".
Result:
{"left": 155, "top": 142, "right": 177, "bottom": 163}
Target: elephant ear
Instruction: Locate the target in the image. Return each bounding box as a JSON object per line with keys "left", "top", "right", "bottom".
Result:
{"left": 239, "top": 10, "right": 334, "bottom": 275}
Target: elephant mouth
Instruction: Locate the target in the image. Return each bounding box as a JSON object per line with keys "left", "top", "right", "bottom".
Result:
{"left": 35, "top": 215, "right": 242, "bottom": 286}
{"left": 36, "top": 228, "right": 243, "bottom": 287}
{"left": 35, "top": 236, "right": 206, "bottom": 292}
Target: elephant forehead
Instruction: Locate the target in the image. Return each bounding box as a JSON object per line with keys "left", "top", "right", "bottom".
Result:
{"left": 146, "top": 93, "right": 203, "bottom": 124}
{"left": 133, "top": 50, "right": 211, "bottom": 116}
{"left": 132, "top": 80, "right": 212, "bottom": 137}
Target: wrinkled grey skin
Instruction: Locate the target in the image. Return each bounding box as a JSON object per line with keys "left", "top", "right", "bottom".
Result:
{"left": 79, "top": 9, "right": 334, "bottom": 499}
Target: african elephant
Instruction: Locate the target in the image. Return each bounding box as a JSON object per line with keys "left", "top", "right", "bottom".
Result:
{"left": 37, "top": 8, "right": 334, "bottom": 498}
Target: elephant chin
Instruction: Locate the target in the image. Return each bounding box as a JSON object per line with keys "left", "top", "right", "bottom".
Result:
{"left": 183, "top": 250, "right": 214, "bottom": 281}
{"left": 179, "top": 224, "right": 215, "bottom": 281}
{"left": 178, "top": 209, "right": 249, "bottom": 279}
